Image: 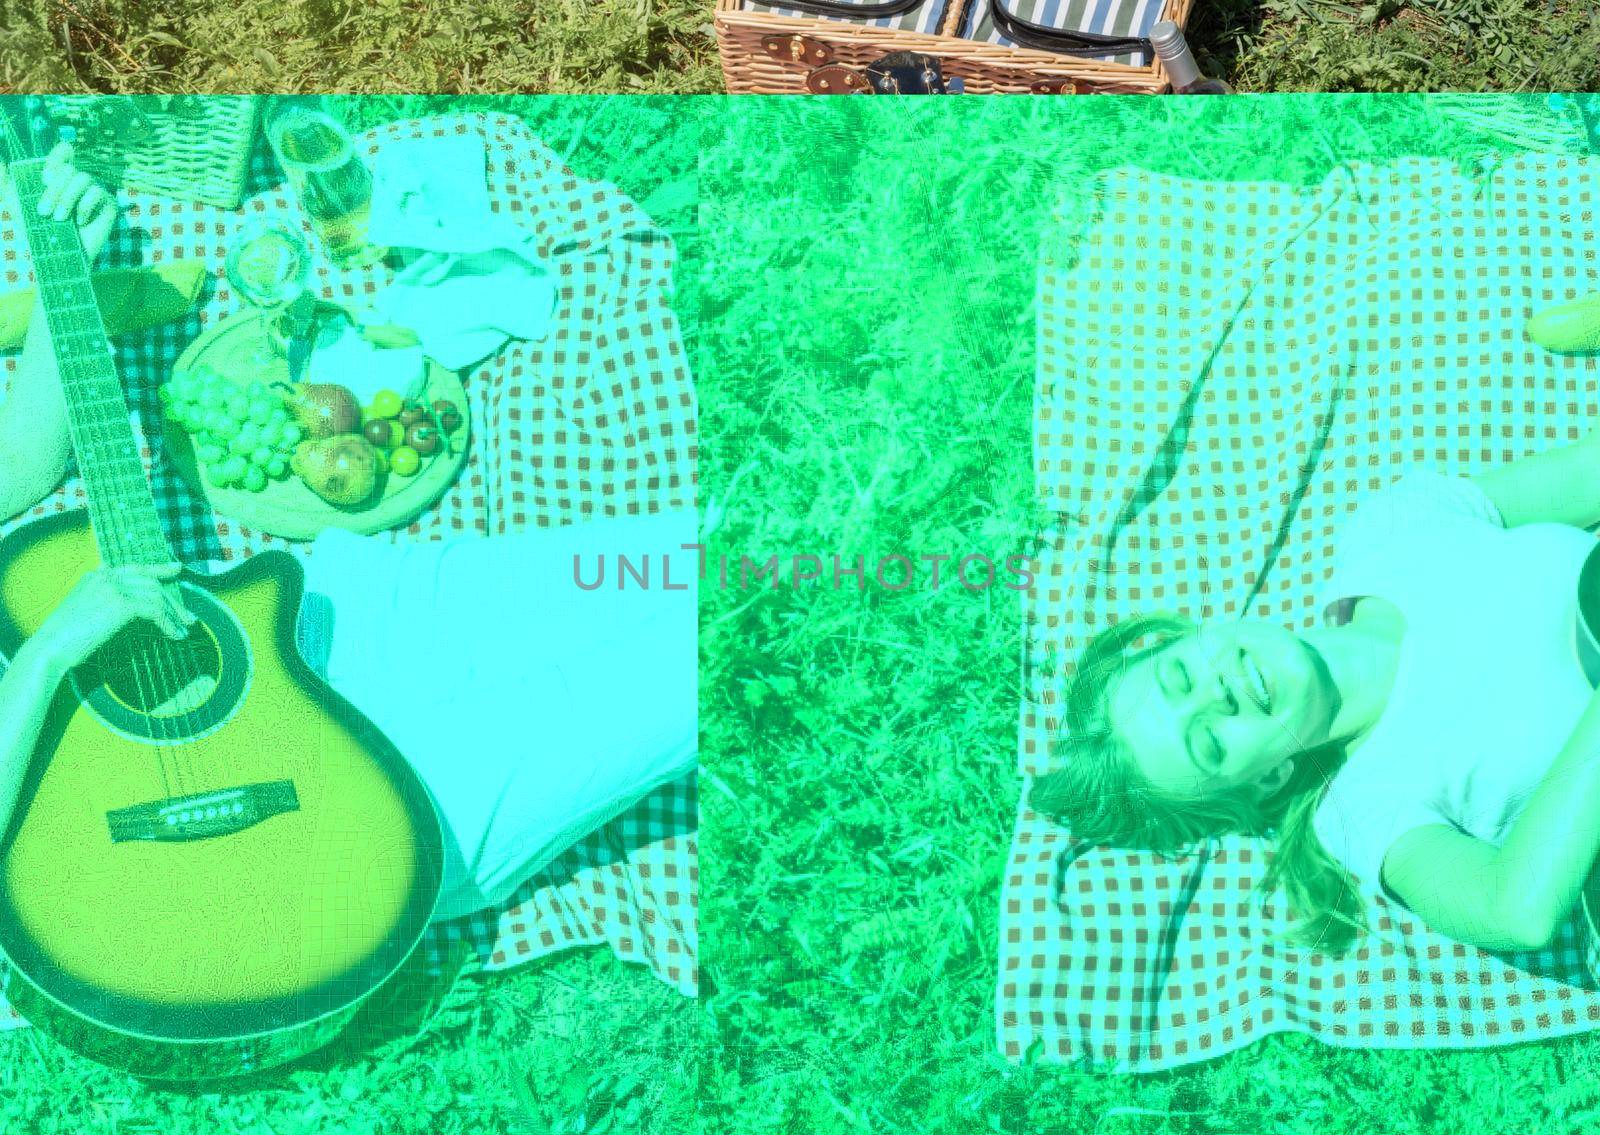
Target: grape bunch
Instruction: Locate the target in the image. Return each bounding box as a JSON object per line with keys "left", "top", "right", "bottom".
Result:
{"left": 158, "top": 368, "right": 305, "bottom": 493}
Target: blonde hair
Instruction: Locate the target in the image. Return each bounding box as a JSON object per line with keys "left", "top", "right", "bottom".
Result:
{"left": 1028, "top": 609, "right": 1369, "bottom": 955}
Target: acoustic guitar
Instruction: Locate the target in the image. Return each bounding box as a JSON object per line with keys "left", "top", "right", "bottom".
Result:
{"left": 0, "top": 104, "right": 443, "bottom": 1079}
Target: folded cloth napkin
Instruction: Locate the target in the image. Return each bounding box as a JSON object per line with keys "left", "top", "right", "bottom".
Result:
{"left": 0, "top": 262, "right": 208, "bottom": 351}
{"left": 364, "top": 134, "right": 558, "bottom": 372}
{"left": 307, "top": 320, "right": 427, "bottom": 407}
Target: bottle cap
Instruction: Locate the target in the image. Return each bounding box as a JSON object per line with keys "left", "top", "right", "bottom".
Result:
{"left": 1148, "top": 19, "right": 1202, "bottom": 87}
{"left": 1149, "top": 20, "right": 1187, "bottom": 60}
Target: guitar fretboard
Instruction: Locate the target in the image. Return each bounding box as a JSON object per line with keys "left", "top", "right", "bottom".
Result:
{"left": 11, "top": 159, "right": 171, "bottom": 568}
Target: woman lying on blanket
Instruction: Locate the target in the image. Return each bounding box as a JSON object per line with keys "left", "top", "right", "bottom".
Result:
{"left": 0, "top": 147, "right": 697, "bottom": 925}
{"left": 1031, "top": 439, "right": 1600, "bottom": 959}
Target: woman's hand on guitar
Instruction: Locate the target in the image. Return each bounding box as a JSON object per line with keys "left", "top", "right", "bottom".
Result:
{"left": 37, "top": 142, "right": 117, "bottom": 263}
{"left": 29, "top": 564, "right": 196, "bottom": 680}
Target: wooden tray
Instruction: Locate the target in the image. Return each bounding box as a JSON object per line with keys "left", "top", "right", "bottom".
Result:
{"left": 165, "top": 308, "right": 470, "bottom": 541}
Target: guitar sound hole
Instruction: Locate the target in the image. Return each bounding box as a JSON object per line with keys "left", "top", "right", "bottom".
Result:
{"left": 94, "top": 626, "right": 222, "bottom": 719}
{"left": 71, "top": 584, "right": 252, "bottom": 746}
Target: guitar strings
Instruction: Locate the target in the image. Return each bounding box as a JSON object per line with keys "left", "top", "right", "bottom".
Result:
{"left": 77, "top": 419, "right": 184, "bottom": 797}
{"left": 127, "top": 380, "right": 217, "bottom": 779}
{"left": 100, "top": 399, "right": 209, "bottom": 791}
{"left": 12, "top": 120, "right": 195, "bottom": 801}
{"left": 146, "top": 573, "right": 205, "bottom": 780}
{"left": 37, "top": 191, "right": 194, "bottom": 799}
{"left": 102, "top": 434, "right": 191, "bottom": 795}
{"left": 86, "top": 244, "right": 214, "bottom": 787}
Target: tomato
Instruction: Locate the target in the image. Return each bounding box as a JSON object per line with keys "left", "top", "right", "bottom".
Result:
{"left": 370, "top": 389, "right": 404, "bottom": 420}
{"left": 389, "top": 446, "right": 421, "bottom": 477}
{"left": 406, "top": 422, "right": 440, "bottom": 456}
{"left": 432, "top": 400, "right": 463, "bottom": 433}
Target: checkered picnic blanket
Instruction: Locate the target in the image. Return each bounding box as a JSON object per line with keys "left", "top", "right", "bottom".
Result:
{"left": 0, "top": 110, "right": 698, "bottom": 1030}
{"left": 1003, "top": 152, "right": 1600, "bottom": 1071}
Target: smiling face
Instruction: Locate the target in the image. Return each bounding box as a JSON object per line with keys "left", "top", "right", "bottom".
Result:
{"left": 1103, "top": 619, "right": 1338, "bottom": 802}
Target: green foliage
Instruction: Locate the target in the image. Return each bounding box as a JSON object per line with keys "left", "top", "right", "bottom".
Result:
{"left": 0, "top": 0, "right": 1597, "bottom": 92}
{"left": 0, "top": 0, "right": 720, "bottom": 93}
{"left": 1221, "top": 0, "right": 1600, "bottom": 91}
{"left": 700, "top": 96, "right": 1600, "bottom": 1133}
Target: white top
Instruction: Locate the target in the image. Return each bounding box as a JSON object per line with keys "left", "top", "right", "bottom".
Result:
{"left": 1310, "top": 467, "right": 1599, "bottom": 905}
{"left": 292, "top": 511, "right": 699, "bottom": 922}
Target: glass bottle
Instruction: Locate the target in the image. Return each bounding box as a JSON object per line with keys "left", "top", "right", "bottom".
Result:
{"left": 1150, "top": 21, "right": 1234, "bottom": 95}
{"left": 265, "top": 104, "right": 387, "bottom": 269}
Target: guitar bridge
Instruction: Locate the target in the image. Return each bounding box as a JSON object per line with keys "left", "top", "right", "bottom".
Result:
{"left": 106, "top": 780, "right": 299, "bottom": 843}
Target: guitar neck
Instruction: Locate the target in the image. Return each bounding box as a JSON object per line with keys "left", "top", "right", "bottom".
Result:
{"left": 11, "top": 159, "right": 171, "bottom": 568}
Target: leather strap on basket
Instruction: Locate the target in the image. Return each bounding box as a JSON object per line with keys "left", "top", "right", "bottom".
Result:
{"left": 749, "top": 0, "right": 924, "bottom": 19}
{"left": 986, "top": 0, "right": 1154, "bottom": 58}
{"left": 762, "top": 34, "right": 837, "bottom": 67}
{"left": 804, "top": 64, "right": 874, "bottom": 93}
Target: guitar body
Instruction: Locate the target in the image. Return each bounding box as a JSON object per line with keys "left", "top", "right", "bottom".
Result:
{"left": 0, "top": 510, "right": 444, "bottom": 1079}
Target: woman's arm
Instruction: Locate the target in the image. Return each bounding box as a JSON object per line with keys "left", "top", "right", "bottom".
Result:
{"left": 1382, "top": 684, "right": 1600, "bottom": 952}
{"left": 0, "top": 290, "right": 75, "bottom": 522}
{"left": 0, "top": 636, "right": 78, "bottom": 834}
{"left": 1469, "top": 431, "right": 1600, "bottom": 531}
{"left": 0, "top": 564, "right": 193, "bottom": 838}
{"left": 0, "top": 144, "right": 119, "bottom": 523}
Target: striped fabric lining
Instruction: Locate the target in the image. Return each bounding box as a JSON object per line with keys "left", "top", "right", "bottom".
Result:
{"left": 738, "top": 0, "right": 950, "bottom": 36}
{"left": 960, "top": 0, "right": 1166, "bottom": 65}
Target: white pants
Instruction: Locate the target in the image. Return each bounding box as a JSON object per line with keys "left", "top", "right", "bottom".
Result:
{"left": 296, "top": 509, "right": 699, "bottom": 922}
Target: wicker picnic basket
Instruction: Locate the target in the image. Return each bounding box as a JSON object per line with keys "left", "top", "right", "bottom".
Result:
{"left": 715, "top": 0, "right": 1195, "bottom": 93}
{"left": 49, "top": 95, "right": 261, "bottom": 210}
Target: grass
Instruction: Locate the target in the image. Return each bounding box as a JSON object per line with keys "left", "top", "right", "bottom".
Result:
{"left": 698, "top": 94, "right": 1600, "bottom": 1134}
{"left": 1208, "top": 0, "right": 1600, "bottom": 92}
{"left": 0, "top": 95, "right": 702, "bottom": 1134}
{"left": 3, "top": 949, "right": 700, "bottom": 1135}
{"left": 0, "top": 0, "right": 722, "bottom": 94}
{"left": 0, "top": 0, "right": 1597, "bottom": 93}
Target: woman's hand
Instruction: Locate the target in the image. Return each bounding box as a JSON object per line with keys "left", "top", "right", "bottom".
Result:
{"left": 26, "top": 564, "right": 196, "bottom": 683}
{"left": 37, "top": 142, "right": 117, "bottom": 263}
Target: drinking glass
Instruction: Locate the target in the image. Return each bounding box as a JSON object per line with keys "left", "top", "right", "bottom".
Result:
{"left": 265, "top": 107, "right": 387, "bottom": 270}
{"left": 224, "top": 220, "right": 310, "bottom": 365}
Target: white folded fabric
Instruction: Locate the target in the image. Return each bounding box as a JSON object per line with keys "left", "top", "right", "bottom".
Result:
{"left": 306, "top": 322, "right": 426, "bottom": 406}
{"left": 365, "top": 134, "right": 559, "bottom": 372}
{"left": 297, "top": 509, "right": 700, "bottom": 921}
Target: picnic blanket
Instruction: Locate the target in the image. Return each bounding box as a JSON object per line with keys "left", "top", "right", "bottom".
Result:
{"left": 0, "top": 111, "right": 699, "bottom": 1031}
{"left": 1002, "top": 152, "right": 1600, "bottom": 1072}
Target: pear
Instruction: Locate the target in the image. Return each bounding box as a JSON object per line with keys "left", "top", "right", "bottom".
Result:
{"left": 291, "top": 434, "right": 381, "bottom": 508}
{"left": 275, "top": 381, "right": 361, "bottom": 440}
